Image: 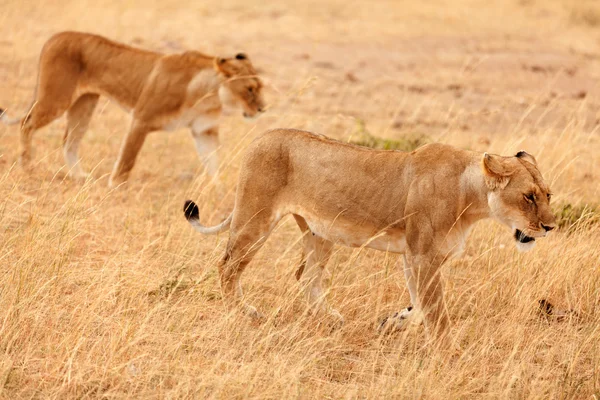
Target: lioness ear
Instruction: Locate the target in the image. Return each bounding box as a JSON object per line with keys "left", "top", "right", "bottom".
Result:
{"left": 214, "top": 57, "right": 232, "bottom": 77}
{"left": 516, "top": 150, "right": 537, "bottom": 166}
{"left": 482, "top": 153, "right": 512, "bottom": 190}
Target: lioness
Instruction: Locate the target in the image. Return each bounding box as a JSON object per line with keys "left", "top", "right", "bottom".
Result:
{"left": 183, "top": 129, "right": 556, "bottom": 340}
{"left": 0, "top": 31, "right": 265, "bottom": 186}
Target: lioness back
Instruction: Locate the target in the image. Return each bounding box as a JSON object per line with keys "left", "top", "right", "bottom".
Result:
{"left": 39, "top": 32, "right": 161, "bottom": 109}
{"left": 241, "top": 128, "right": 473, "bottom": 191}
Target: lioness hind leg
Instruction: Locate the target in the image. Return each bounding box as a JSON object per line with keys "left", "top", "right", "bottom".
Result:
{"left": 293, "top": 215, "right": 343, "bottom": 325}
{"left": 293, "top": 214, "right": 310, "bottom": 280}
{"left": 21, "top": 57, "right": 79, "bottom": 167}
{"left": 20, "top": 99, "right": 72, "bottom": 168}
{"left": 63, "top": 94, "right": 100, "bottom": 180}
{"left": 218, "top": 213, "right": 279, "bottom": 319}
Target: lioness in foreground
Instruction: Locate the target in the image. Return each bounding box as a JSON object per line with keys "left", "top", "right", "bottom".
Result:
{"left": 0, "top": 31, "right": 265, "bottom": 186}
{"left": 183, "top": 129, "right": 556, "bottom": 341}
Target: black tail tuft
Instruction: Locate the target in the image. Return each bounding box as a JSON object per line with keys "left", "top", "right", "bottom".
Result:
{"left": 183, "top": 200, "right": 200, "bottom": 221}
{"left": 538, "top": 299, "right": 554, "bottom": 316}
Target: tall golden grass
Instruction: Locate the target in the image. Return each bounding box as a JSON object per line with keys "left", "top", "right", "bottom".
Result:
{"left": 1, "top": 0, "right": 599, "bottom": 398}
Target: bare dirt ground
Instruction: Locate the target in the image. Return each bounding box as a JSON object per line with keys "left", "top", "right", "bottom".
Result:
{"left": 0, "top": 0, "right": 599, "bottom": 398}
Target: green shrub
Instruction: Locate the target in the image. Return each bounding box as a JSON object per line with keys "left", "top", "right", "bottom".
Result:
{"left": 348, "top": 119, "right": 429, "bottom": 152}
{"left": 554, "top": 202, "right": 600, "bottom": 233}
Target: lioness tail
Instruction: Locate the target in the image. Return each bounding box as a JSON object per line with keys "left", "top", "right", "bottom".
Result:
{"left": 183, "top": 200, "right": 232, "bottom": 235}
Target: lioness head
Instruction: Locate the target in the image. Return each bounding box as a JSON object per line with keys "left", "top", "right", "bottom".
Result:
{"left": 482, "top": 151, "right": 556, "bottom": 252}
{"left": 215, "top": 53, "right": 266, "bottom": 118}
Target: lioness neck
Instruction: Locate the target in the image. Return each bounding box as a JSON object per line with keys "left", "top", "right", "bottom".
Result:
{"left": 459, "top": 159, "right": 492, "bottom": 224}
{"left": 187, "top": 67, "right": 221, "bottom": 97}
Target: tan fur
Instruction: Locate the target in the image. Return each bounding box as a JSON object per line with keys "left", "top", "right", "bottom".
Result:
{"left": 184, "top": 129, "right": 557, "bottom": 342}
{"left": 1, "top": 31, "right": 265, "bottom": 185}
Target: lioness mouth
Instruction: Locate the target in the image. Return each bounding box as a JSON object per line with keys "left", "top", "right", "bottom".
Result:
{"left": 515, "top": 229, "right": 535, "bottom": 243}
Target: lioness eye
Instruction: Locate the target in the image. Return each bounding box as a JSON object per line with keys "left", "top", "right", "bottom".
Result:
{"left": 248, "top": 87, "right": 254, "bottom": 93}
{"left": 547, "top": 193, "right": 552, "bottom": 202}
{"left": 524, "top": 193, "right": 536, "bottom": 203}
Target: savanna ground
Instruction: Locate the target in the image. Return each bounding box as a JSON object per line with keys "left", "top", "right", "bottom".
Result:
{"left": 1, "top": 0, "right": 600, "bottom": 398}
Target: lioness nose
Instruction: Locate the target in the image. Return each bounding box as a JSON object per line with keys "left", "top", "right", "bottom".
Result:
{"left": 541, "top": 223, "right": 555, "bottom": 232}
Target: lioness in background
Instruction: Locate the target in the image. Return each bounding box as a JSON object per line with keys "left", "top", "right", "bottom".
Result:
{"left": 183, "top": 129, "right": 556, "bottom": 343}
{"left": 0, "top": 31, "right": 266, "bottom": 186}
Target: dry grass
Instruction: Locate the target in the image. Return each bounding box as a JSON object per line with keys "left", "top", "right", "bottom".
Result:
{"left": 569, "top": 0, "right": 600, "bottom": 28}
{"left": 1, "top": 0, "right": 600, "bottom": 398}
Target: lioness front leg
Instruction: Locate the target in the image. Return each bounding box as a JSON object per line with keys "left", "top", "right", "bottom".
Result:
{"left": 407, "top": 252, "right": 450, "bottom": 338}
{"left": 109, "top": 120, "right": 153, "bottom": 187}
{"left": 379, "top": 255, "right": 424, "bottom": 332}
{"left": 379, "top": 249, "right": 450, "bottom": 341}
{"left": 190, "top": 118, "right": 220, "bottom": 178}
{"left": 381, "top": 185, "right": 454, "bottom": 345}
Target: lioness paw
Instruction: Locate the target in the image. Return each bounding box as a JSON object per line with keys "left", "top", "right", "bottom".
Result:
{"left": 378, "top": 306, "right": 420, "bottom": 333}
{"left": 19, "top": 153, "right": 33, "bottom": 169}
{"left": 108, "top": 174, "right": 129, "bottom": 188}
{"left": 68, "top": 170, "right": 90, "bottom": 182}
{"left": 326, "top": 308, "right": 345, "bottom": 330}
{"left": 243, "top": 304, "right": 265, "bottom": 320}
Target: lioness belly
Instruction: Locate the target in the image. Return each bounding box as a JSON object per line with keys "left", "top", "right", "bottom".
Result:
{"left": 300, "top": 215, "right": 407, "bottom": 253}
